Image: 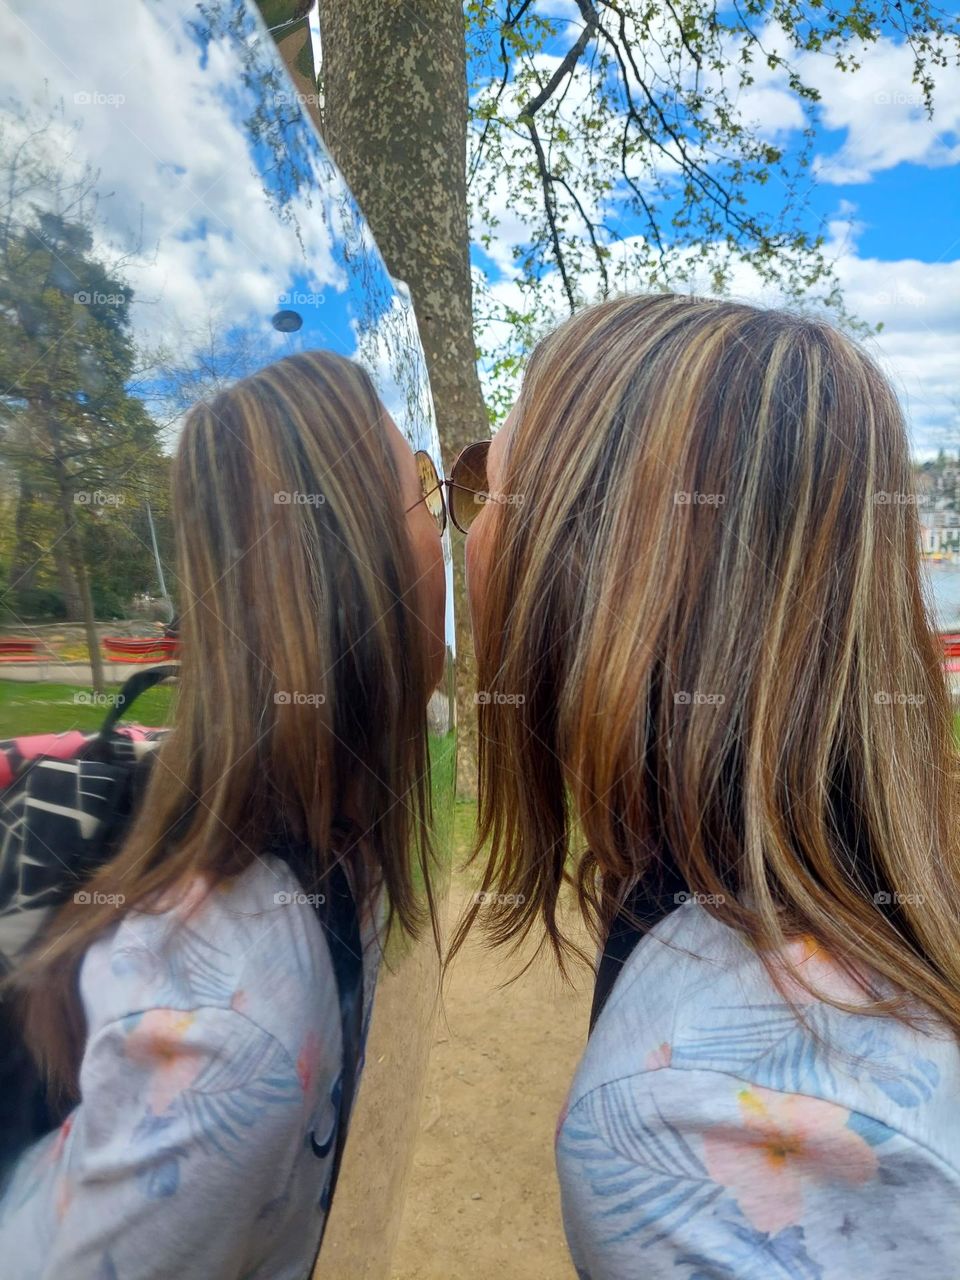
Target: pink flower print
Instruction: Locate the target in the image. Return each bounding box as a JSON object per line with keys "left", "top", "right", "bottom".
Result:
{"left": 296, "top": 1030, "right": 322, "bottom": 1094}
{"left": 645, "top": 1041, "right": 672, "bottom": 1070}
{"left": 703, "top": 1085, "right": 878, "bottom": 1234}
{"left": 556, "top": 1092, "right": 573, "bottom": 1146}
{"left": 55, "top": 1174, "right": 73, "bottom": 1221}
{"left": 124, "top": 1009, "right": 203, "bottom": 1112}
{"left": 152, "top": 873, "right": 211, "bottom": 923}
{"left": 768, "top": 935, "right": 872, "bottom": 1008}
{"left": 50, "top": 1113, "right": 74, "bottom": 1163}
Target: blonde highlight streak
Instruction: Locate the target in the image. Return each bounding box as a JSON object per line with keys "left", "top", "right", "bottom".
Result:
{"left": 458, "top": 293, "right": 960, "bottom": 1042}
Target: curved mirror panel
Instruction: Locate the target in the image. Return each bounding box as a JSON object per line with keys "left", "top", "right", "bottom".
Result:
{"left": 0, "top": 2, "right": 454, "bottom": 1275}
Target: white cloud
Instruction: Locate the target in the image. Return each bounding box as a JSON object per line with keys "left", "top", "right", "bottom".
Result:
{"left": 477, "top": 216, "right": 960, "bottom": 456}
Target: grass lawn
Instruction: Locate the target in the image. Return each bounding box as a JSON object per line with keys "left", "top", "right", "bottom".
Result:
{"left": 0, "top": 680, "right": 176, "bottom": 738}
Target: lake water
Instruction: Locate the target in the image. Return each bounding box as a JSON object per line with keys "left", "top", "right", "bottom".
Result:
{"left": 924, "top": 563, "right": 960, "bottom": 629}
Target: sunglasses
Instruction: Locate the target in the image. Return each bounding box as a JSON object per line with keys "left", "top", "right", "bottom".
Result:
{"left": 406, "top": 440, "right": 491, "bottom": 535}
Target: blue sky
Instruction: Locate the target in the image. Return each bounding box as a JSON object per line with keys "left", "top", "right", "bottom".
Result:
{"left": 459, "top": 1, "right": 960, "bottom": 456}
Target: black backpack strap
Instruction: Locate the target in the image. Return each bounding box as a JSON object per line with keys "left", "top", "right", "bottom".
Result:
{"left": 590, "top": 854, "right": 688, "bottom": 1033}
{"left": 316, "top": 859, "right": 364, "bottom": 1225}
{"left": 95, "top": 665, "right": 178, "bottom": 742}
{"left": 270, "top": 842, "right": 364, "bottom": 1244}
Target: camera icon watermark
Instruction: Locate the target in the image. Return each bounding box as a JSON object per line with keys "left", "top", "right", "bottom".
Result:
{"left": 274, "top": 690, "right": 326, "bottom": 706}
{"left": 475, "top": 690, "right": 525, "bottom": 706}
{"left": 473, "top": 890, "right": 526, "bottom": 906}
{"left": 476, "top": 489, "right": 525, "bottom": 508}
{"left": 274, "top": 90, "right": 322, "bottom": 108}
{"left": 74, "top": 690, "right": 119, "bottom": 706}
{"left": 873, "top": 890, "right": 924, "bottom": 907}
{"left": 74, "top": 889, "right": 125, "bottom": 906}
{"left": 74, "top": 289, "right": 125, "bottom": 306}
{"left": 278, "top": 290, "right": 325, "bottom": 307}
{"left": 874, "top": 691, "right": 924, "bottom": 706}
{"left": 674, "top": 890, "right": 726, "bottom": 906}
{"left": 74, "top": 490, "right": 124, "bottom": 506}
{"left": 73, "top": 90, "right": 125, "bottom": 108}
{"left": 674, "top": 491, "right": 726, "bottom": 506}
{"left": 674, "top": 691, "right": 725, "bottom": 706}
{"left": 274, "top": 491, "right": 326, "bottom": 506}
{"left": 274, "top": 890, "right": 326, "bottom": 906}
{"left": 874, "top": 491, "right": 920, "bottom": 504}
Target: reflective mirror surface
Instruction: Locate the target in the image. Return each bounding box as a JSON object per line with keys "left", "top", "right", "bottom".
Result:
{"left": 0, "top": 1, "right": 454, "bottom": 1274}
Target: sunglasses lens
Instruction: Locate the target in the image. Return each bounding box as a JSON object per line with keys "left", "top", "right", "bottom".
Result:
{"left": 449, "top": 441, "right": 491, "bottom": 533}
{"left": 414, "top": 451, "right": 445, "bottom": 533}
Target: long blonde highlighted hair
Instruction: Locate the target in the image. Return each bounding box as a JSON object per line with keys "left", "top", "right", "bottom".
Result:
{"left": 463, "top": 294, "right": 960, "bottom": 1034}
{"left": 20, "top": 349, "right": 436, "bottom": 1097}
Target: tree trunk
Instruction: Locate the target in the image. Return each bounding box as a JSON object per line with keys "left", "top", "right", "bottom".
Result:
{"left": 8, "top": 476, "right": 39, "bottom": 599}
{"left": 54, "top": 479, "right": 105, "bottom": 694}
{"left": 52, "top": 529, "right": 82, "bottom": 621}
{"left": 316, "top": 0, "right": 486, "bottom": 796}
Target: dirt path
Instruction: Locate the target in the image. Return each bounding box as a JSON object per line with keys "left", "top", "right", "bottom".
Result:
{"left": 391, "top": 878, "right": 591, "bottom": 1280}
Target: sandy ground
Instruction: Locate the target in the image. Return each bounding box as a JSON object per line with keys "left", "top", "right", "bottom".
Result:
{"left": 391, "top": 878, "right": 592, "bottom": 1280}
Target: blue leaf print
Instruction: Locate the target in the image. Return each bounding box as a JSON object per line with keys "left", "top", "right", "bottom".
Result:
{"left": 678, "top": 1218, "right": 824, "bottom": 1280}
{"left": 872, "top": 1057, "right": 939, "bottom": 1108}
{"left": 845, "top": 1111, "right": 896, "bottom": 1147}
{"left": 671, "top": 1004, "right": 837, "bottom": 1095}
{"left": 562, "top": 1087, "right": 725, "bottom": 1248}
{"left": 170, "top": 1028, "right": 301, "bottom": 1166}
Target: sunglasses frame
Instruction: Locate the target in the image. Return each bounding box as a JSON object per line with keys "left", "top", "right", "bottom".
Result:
{"left": 407, "top": 440, "right": 492, "bottom": 535}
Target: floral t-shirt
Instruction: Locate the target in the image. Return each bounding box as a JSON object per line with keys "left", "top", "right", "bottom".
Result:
{"left": 557, "top": 903, "right": 960, "bottom": 1279}
{"left": 0, "top": 856, "right": 381, "bottom": 1280}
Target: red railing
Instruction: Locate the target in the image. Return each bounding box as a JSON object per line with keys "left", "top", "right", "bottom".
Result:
{"left": 102, "top": 636, "right": 180, "bottom": 664}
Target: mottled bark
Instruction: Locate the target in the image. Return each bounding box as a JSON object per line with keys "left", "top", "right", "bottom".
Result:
{"left": 315, "top": 0, "right": 486, "bottom": 795}
{"left": 8, "top": 477, "right": 39, "bottom": 600}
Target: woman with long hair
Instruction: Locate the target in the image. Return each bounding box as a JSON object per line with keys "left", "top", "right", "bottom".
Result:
{"left": 459, "top": 295, "right": 960, "bottom": 1277}
{"left": 0, "top": 350, "right": 445, "bottom": 1278}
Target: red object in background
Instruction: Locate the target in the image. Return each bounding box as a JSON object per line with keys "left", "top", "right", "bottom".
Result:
{"left": 0, "top": 639, "right": 43, "bottom": 662}
{"left": 101, "top": 637, "right": 180, "bottom": 664}
{"left": 941, "top": 633, "right": 960, "bottom": 658}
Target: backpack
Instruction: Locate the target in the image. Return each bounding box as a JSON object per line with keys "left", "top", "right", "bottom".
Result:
{"left": 589, "top": 854, "right": 688, "bottom": 1032}
{"left": 0, "top": 665, "right": 363, "bottom": 1228}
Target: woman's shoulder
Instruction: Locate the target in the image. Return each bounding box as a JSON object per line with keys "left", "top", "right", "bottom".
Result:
{"left": 573, "top": 902, "right": 960, "bottom": 1159}
{"left": 559, "top": 905, "right": 960, "bottom": 1277}
{"left": 79, "top": 856, "right": 340, "bottom": 1062}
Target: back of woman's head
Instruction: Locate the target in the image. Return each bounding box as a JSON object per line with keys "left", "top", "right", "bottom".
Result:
{"left": 23, "top": 349, "right": 434, "bottom": 1094}
{"left": 169, "top": 349, "right": 431, "bottom": 910}
{"left": 468, "top": 293, "right": 960, "bottom": 1033}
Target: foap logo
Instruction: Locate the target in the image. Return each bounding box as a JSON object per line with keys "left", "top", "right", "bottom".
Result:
{"left": 74, "top": 690, "right": 119, "bottom": 706}
{"left": 874, "top": 691, "right": 924, "bottom": 706}
{"left": 473, "top": 891, "right": 526, "bottom": 906}
{"left": 475, "top": 690, "right": 525, "bottom": 706}
{"left": 73, "top": 90, "right": 125, "bottom": 108}
{"left": 274, "top": 90, "right": 322, "bottom": 108}
{"left": 275, "top": 890, "right": 326, "bottom": 907}
{"left": 674, "top": 491, "right": 726, "bottom": 506}
{"left": 74, "top": 490, "right": 125, "bottom": 507}
{"left": 74, "top": 290, "right": 125, "bottom": 306}
{"left": 74, "top": 889, "right": 125, "bottom": 906}
{"left": 674, "top": 890, "right": 726, "bottom": 906}
{"left": 274, "top": 491, "right": 326, "bottom": 506}
{"left": 278, "top": 290, "right": 325, "bottom": 307}
{"left": 274, "top": 690, "right": 326, "bottom": 706}
{"left": 874, "top": 90, "right": 926, "bottom": 108}
{"left": 476, "top": 489, "right": 524, "bottom": 508}
{"left": 873, "top": 890, "right": 924, "bottom": 907}
{"left": 874, "top": 491, "right": 921, "bottom": 505}
{"left": 674, "top": 691, "right": 725, "bottom": 706}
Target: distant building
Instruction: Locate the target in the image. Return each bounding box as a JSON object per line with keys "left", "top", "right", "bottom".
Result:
{"left": 919, "top": 510, "right": 960, "bottom": 554}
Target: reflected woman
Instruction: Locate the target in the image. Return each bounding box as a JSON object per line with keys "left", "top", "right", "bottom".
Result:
{"left": 460, "top": 296, "right": 960, "bottom": 1277}
{"left": 0, "top": 351, "right": 445, "bottom": 1278}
